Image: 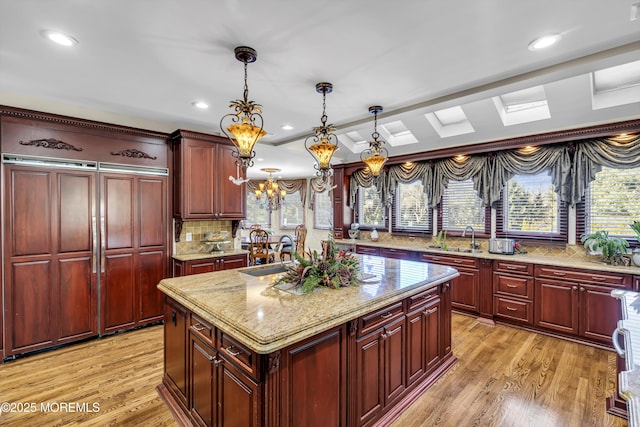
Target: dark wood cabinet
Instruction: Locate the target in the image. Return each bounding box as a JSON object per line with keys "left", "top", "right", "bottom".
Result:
{"left": 190, "top": 334, "right": 217, "bottom": 426}
{"left": 171, "top": 130, "right": 246, "bottom": 222}
{"left": 534, "top": 265, "right": 632, "bottom": 345}
{"left": 172, "top": 253, "right": 248, "bottom": 277}
{"left": 419, "top": 253, "right": 479, "bottom": 314}
{"left": 3, "top": 166, "right": 98, "bottom": 356}
{"left": 100, "top": 173, "right": 168, "bottom": 334}
{"left": 407, "top": 295, "right": 441, "bottom": 386}
{"left": 379, "top": 247, "right": 413, "bottom": 260}
{"left": 493, "top": 260, "right": 534, "bottom": 325}
{"left": 164, "top": 298, "right": 188, "bottom": 407}
{"left": 356, "top": 245, "right": 380, "bottom": 256}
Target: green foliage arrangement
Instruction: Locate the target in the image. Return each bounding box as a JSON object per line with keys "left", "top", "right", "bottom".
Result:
{"left": 630, "top": 221, "right": 640, "bottom": 241}
{"left": 272, "top": 245, "right": 360, "bottom": 294}
{"left": 580, "top": 230, "right": 629, "bottom": 262}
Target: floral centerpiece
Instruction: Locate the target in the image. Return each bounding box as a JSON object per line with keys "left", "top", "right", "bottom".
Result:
{"left": 272, "top": 242, "right": 360, "bottom": 294}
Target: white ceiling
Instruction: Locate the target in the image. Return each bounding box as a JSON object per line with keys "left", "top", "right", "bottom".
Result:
{"left": 0, "top": 0, "right": 639, "bottom": 179}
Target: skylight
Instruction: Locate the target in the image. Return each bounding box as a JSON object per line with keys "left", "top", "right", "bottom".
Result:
{"left": 425, "top": 106, "right": 475, "bottom": 138}
{"left": 591, "top": 60, "right": 640, "bottom": 110}
{"left": 493, "top": 86, "right": 550, "bottom": 126}
{"left": 378, "top": 120, "right": 418, "bottom": 146}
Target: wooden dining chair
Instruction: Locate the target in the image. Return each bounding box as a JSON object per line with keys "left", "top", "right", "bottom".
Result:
{"left": 249, "top": 229, "right": 273, "bottom": 266}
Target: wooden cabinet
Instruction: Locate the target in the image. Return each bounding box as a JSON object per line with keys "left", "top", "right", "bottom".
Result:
{"left": 420, "top": 253, "right": 479, "bottom": 314}
{"left": 3, "top": 166, "right": 98, "bottom": 356}
{"left": 172, "top": 253, "right": 248, "bottom": 277}
{"left": 493, "top": 260, "right": 534, "bottom": 325}
{"left": 171, "top": 130, "right": 245, "bottom": 222}
{"left": 356, "top": 245, "right": 380, "bottom": 256}
{"left": 379, "top": 247, "right": 413, "bottom": 260}
{"left": 534, "top": 265, "right": 632, "bottom": 345}
{"left": 406, "top": 288, "right": 441, "bottom": 386}
{"left": 100, "top": 172, "right": 168, "bottom": 334}
{"left": 354, "top": 302, "right": 406, "bottom": 426}
{"left": 164, "top": 298, "right": 188, "bottom": 407}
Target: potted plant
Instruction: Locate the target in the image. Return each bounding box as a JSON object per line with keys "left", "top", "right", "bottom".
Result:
{"left": 629, "top": 221, "right": 640, "bottom": 266}
{"left": 580, "top": 230, "right": 629, "bottom": 265}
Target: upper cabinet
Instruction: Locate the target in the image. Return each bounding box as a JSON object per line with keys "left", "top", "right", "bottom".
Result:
{"left": 171, "top": 130, "right": 246, "bottom": 222}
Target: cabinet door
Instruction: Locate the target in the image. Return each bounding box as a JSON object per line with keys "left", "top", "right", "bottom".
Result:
{"left": 534, "top": 278, "right": 579, "bottom": 335}
{"left": 215, "top": 143, "right": 246, "bottom": 219}
{"left": 182, "top": 140, "right": 216, "bottom": 218}
{"left": 579, "top": 284, "right": 621, "bottom": 344}
{"left": 217, "top": 357, "right": 260, "bottom": 427}
{"left": 451, "top": 268, "right": 479, "bottom": 313}
{"left": 190, "top": 261, "right": 216, "bottom": 275}
{"left": 355, "top": 330, "right": 384, "bottom": 425}
{"left": 218, "top": 254, "right": 248, "bottom": 271}
{"left": 165, "top": 299, "right": 187, "bottom": 404}
{"left": 441, "top": 282, "right": 452, "bottom": 356}
{"left": 406, "top": 299, "right": 441, "bottom": 386}
{"left": 190, "top": 335, "right": 217, "bottom": 427}
{"left": 383, "top": 317, "right": 406, "bottom": 405}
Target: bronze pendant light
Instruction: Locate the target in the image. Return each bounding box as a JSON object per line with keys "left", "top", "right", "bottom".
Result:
{"left": 305, "top": 82, "right": 339, "bottom": 183}
{"left": 361, "top": 105, "right": 388, "bottom": 176}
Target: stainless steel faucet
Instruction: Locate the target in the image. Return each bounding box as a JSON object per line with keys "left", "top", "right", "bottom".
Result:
{"left": 462, "top": 225, "right": 476, "bottom": 250}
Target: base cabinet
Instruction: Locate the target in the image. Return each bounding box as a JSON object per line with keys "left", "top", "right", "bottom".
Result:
{"left": 173, "top": 254, "right": 248, "bottom": 277}
{"left": 159, "top": 282, "right": 454, "bottom": 427}
{"left": 419, "top": 253, "right": 479, "bottom": 314}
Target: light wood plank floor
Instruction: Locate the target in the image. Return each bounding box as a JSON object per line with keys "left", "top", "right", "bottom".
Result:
{"left": 0, "top": 314, "right": 628, "bottom": 426}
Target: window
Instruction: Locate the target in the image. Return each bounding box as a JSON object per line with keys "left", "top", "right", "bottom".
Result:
{"left": 585, "top": 166, "right": 640, "bottom": 237}
{"left": 313, "top": 190, "right": 333, "bottom": 230}
{"left": 280, "top": 190, "right": 304, "bottom": 229}
{"left": 502, "top": 173, "right": 560, "bottom": 235}
{"left": 440, "top": 179, "right": 486, "bottom": 232}
{"left": 357, "top": 186, "right": 385, "bottom": 228}
{"left": 393, "top": 181, "right": 430, "bottom": 231}
{"left": 245, "top": 190, "right": 270, "bottom": 228}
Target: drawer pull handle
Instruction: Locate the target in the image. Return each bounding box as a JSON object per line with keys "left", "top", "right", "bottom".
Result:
{"left": 207, "top": 354, "right": 216, "bottom": 362}
{"left": 591, "top": 276, "right": 607, "bottom": 282}
{"left": 192, "top": 323, "right": 206, "bottom": 332}
{"left": 380, "top": 312, "right": 393, "bottom": 319}
{"left": 225, "top": 346, "right": 242, "bottom": 357}
{"left": 506, "top": 284, "right": 518, "bottom": 288}
{"left": 424, "top": 307, "right": 438, "bottom": 315}
{"left": 431, "top": 257, "right": 441, "bottom": 261}
{"left": 506, "top": 307, "right": 517, "bottom": 311}
{"left": 572, "top": 286, "right": 578, "bottom": 291}
{"left": 553, "top": 271, "right": 566, "bottom": 277}
{"left": 453, "top": 259, "right": 463, "bottom": 264}
{"left": 506, "top": 265, "right": 518, "bottom": 270}
{"left": 214, "top": 358, "right": 224, "bottom": 367}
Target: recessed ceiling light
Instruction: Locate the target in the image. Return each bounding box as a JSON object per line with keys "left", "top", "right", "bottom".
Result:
{"left": 281, "top": 124, "right": 294, "bottom": 131}
{"left": 41, "top": 30, "right": 78, "bottom": 47}
{"left": 256, "top": 158, "right": 264, "bottom": 162}
{"left": 528, "top": 34, "right": 561, "bottom": 51}
{"left": 192, "top": 101, "right": 209, "bottom": 109}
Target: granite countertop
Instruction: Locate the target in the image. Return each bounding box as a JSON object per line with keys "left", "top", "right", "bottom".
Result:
{"left": 173, "top": 249, "right": 248, "bottom": 262}
{"left": 612, "top": 290, "right": 640, "bottom": 427}
{"left": 158, "top": 254, "right": 459, "bottom": 354}
{"left": 335, "top": 239, "right": 640, "bottom": 275}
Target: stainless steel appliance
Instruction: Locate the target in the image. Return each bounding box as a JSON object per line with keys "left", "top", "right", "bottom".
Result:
{"left": 489, "top": 238, "right": 516, "bottom": 254}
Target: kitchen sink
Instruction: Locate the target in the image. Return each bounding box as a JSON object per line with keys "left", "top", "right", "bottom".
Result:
{"left": 446, "top": 248, "right": 483, "bottom": 253}
{"left": 240, "top": 264, "right": 289, "bottom": 277}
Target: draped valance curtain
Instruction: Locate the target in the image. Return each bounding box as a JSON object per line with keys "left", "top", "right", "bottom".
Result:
{"left": 348, "top": 135, "right": 640, "bottom": 209}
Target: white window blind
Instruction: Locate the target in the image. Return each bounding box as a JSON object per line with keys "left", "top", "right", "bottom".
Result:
{"left": 504, "top": 173, "right": 559, "bottom": 234}
{"left": 280, "top": 190, "right": 304, "bottom": 228}
{"left": 314, "top": 190, "right": 333, "bottom": 230}
{"left": 358, "top": 186, "right": 385, "bottom": 227}
{"left": 394, "top": 181, "right": 430, "bottom": 229}
{"left": 441, "top": 179, "right": 485, "bottom": 231}
{"left": 245, "top": 190, "right": 270, "bottom": 227}
{"left": 586, "top": 166, "right": 640, "bottom": 237}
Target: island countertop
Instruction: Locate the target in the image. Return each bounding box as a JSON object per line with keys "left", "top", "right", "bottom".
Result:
{"left": 158, "top": 254, "right": 459, "bottom": 354}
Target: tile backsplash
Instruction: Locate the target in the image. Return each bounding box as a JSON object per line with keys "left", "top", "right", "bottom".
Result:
{"left": 175, "top": 220, "right": 236, "bottom": 255}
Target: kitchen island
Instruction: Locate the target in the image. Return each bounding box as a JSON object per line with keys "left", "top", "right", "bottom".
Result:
{"left": 157, "top": 254, "right": 459, "bottom": 427}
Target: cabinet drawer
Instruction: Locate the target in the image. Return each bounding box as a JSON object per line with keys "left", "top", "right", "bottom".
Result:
{"left": 494, "top": 296, "right": 533, "bottom": 324}
{"left": 356, "top": 245, "right": 380, "bottom": 255}
{"left": 218, "top": 332, "right": 257, "bottom": 378}
{"left": 358, "top": 301, "right": 404, "bottom": 337}
{"left": 420, "top": 253, "right": 478, "bottom": 269}
{"left": 379, "top": 247, "right": 412, "bottom": 260}
{"left": 493, "top": 273, "right": 533, "bottom": 299}
{"left": 535, "top": 265, "right": 632, "bottom": 288}
{"left": 190, "top": 314, "right": 215, "bottom": 346}
{"left": 493, "top": 260, "right": 533, "bottom": 275}
{"left": 407, "top": 286, "right": 440, "bottom": 310}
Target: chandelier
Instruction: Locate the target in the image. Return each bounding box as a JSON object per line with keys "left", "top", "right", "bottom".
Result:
{"left": 255, "top": 168, "right": 286, "bottom": 211}
{"left": 220, "top": 46, "right": 266, "bottom": 173}
{"left": 305, "top": 82, "right": 339, "bottom": 183}
{"left": 361, "top": 106, "right": 388, "bottom": 177}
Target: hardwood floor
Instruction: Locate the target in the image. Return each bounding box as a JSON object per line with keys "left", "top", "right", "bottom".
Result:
{"left": 0, "top": 314, "right": 628, "bottom": 426}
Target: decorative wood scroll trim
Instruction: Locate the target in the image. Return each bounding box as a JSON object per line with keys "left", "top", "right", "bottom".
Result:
{"left": 19, "top": 138, "right": 83, "bottom": 151}
{"left": 268, "top": 351, "right": 281, "bottom": 374}
{"left": 174, "top": 219, "right": 184, "bottom": 243}
{"left": 231, "top": 220, "right": 240, "bottom": 238}
{"left": 110, "top": 148, "right": 157, "bottom": 160}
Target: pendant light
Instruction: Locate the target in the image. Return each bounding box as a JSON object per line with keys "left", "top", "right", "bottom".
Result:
{"left": 360, "top": 106, "right": 388, "bottom": 176}
{"left": 220, "top": 46, "right": 266, "bottom": 173}
{"left": 305, "top": 82, "right": 339, "bottom": 183}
